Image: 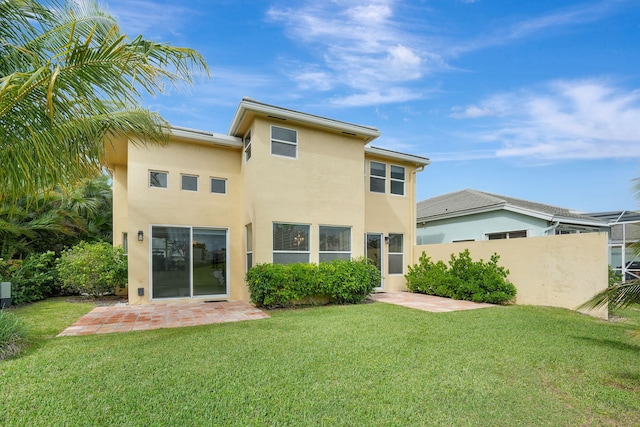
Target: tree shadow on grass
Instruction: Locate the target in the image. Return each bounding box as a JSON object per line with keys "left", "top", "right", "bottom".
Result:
{"left": 571, "top": 335, "right": 640, "bottom": 352}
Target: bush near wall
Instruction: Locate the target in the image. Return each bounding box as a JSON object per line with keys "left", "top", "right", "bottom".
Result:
{"left": 57, "top": 242, "right": 127, "bottom": 297}
{"left": 1, "top": 252, "right": 60, "bottom": 305}
{"left": 246, "top": 258, "right": 379, "bottom": 308}
{"left": 406, "top": 250, "right": 516, "bottom": 304}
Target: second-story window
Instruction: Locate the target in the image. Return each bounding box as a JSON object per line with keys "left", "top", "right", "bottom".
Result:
{"left": 210, "top": 178, "right": 226, "bottom": 194}
{"left": 271, "top": 126, "right": 297, "bottom": 159}
{"left": 149, "top": 170, "right": 168, "bottom": 188}
{"left": 370, "top": 161, "right": 386, "bottom": 193}
{"left": 181, "top": 174, "right": 198, "bottom": 191}
{"left": 390, "top": 165, "right": 405, "bottom": 196}
{"left": 244, "top": 131, "right": 252, "bottom": 162}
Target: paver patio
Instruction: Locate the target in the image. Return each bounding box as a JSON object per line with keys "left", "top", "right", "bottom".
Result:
{"left": 57, "top": 292, "right": 495, "bottom": 337}
{"left": 58, "top": 301, "right": 269, "bottom": 336}
{"left": 368, "top": 291, "right": 497, "bottom": 312}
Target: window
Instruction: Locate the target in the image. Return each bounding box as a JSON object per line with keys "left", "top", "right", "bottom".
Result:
{"left": 319, "top": 226, "right": 351, "bottom": 262}
{"left": 122, "top": 232, "right": 128, "bottom": 255}
{"left": 273, "top": 223, "right": 309, "bottom": 264}
{"left": 246, "top": 224, "right": 253, "bottom": 271}
{"left": 390, "top": 165, "right": 405, "bottom": 196}
{"left": 149, "top": 170, "right": 168, "bottom": 188}
{"left": 210, "top": 178, "right": 226, "bottom": 194}
{"left": 487, "top": 230, "right": 527, "bottom": 240}
{"left": 370, "top": 161, "right": 386, "bottom": 193}
{"left": 181, "top": 174, "right": 198, "bottom": 191}
{"left": 388, "top": 234, "right": 404, "bottom": 275}
{"left": 271, "top": 126, "right": 297, "bottom": 158}
{"left": 244, "top": 131, "right": 251, "bottom": 162}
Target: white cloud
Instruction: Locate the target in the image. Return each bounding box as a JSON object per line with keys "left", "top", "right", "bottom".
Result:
{"left": 449, "top": 105, "right": 497, "bottom": 119}
{"left": 452, "top": 0, "right": 623, "bottom": 55}
{"left": 454, "top": 79, "right": 640, "bottom": 161}
{"left": 105, "top": 0, "right": 193, "bottom": 38}
{"left": 267, "top": 0, "right": 444, "bottom": 104}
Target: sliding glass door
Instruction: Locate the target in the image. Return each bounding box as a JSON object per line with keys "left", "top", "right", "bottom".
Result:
{"left": 151, "top": 226, "right": 228, "bottom": 299}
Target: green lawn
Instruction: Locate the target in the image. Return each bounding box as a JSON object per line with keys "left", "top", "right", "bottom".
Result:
{"left": 1, "top": 299, "right": 639, "bottom": 426}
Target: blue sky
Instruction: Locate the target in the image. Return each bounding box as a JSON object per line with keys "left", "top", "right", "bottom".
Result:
{"left": 105, "top": 0, "right": 640, "bottom": 213}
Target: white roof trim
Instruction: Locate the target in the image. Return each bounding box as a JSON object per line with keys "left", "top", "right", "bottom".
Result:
{"left": 228, "top": 98, "right": 381, "bottom": 142}
{"left": 419, "top": 203, "right": 608, "bottom": 227}
{"left": 365, "top": 146, "right": 431, "bottom": 166}
{"left": 170, "top": 126, "right": 242, "bottom": 148}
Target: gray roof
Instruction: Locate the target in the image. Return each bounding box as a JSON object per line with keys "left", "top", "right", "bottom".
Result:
{"left": 417, "top": 189, "right": 608, "bottom": 226}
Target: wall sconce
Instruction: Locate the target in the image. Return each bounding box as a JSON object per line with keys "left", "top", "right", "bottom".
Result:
{"left": 384, "top": 236, "right": 389, "bottom": 244}
{"left": 137, "top": 230, "right": 144, "bottom": 242}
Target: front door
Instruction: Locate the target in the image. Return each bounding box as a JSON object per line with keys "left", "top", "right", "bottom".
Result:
{"left": 366, "top": 233, "right": 384, "bottom": 289}
{"left": 151, "top": 226, "right": 228, "bottom": 299}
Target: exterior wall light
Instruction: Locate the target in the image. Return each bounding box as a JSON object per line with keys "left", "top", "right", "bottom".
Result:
{"left": 137, "top": 230, "right": 144, "bottom": 241}
{"left": 384, "top": 236, "right": 389, "bottom": 244}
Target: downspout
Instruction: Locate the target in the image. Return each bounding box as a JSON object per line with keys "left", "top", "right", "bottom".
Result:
{"left": 543, "top": 221, "right": 560, "bottom": 236}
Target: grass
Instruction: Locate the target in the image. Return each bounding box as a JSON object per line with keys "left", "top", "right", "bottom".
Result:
{"left": 1, "top": 299, "right": 639, "bottom": 426}
{"left": 0, "top": 310, "right": 29, "bottom": 360}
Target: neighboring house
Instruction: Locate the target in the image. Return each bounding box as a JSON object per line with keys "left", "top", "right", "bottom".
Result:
{"left": 105, "top": 98, "right": 430, "bottom": 304}
{"left": 588, "top": 211, "right": 640, "bottom": 281}
{"left": 416, "top": 189, "right": 609, "bottom": 245}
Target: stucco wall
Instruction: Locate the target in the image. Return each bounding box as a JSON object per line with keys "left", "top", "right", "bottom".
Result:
{"left": 365, "top": 153, "right": 420, "bottom": 291}
{"left": 413, "top": 233, "right": 609, "bottom": 318}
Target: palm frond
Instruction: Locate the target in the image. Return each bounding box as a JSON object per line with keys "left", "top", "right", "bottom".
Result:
{"left": 578, "top": 281, "right": 640, "bottom": 310}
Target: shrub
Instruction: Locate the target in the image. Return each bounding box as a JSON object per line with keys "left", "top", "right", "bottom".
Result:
{"left": 246, "top": 258, "right": 378, "bottom": 308}
{"left": 8, "top": 251, "right": 59, "bottom": 305}
{"left": 57, "top": 242, "right": 127, "bottom": 297}
{"left": 0, "top": 309, "right": 29, "bottom": 360}
{"left": 406, "top": 249, "right": 516, "bottom": 304}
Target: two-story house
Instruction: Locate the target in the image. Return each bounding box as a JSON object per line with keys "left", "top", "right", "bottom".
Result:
{"left": 105, "top": 98, "right": 430, "bottom": 304}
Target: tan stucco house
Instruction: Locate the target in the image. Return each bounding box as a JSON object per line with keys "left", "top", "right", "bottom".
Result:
{"left": 105, "top": 98, "right": 430, "bottom": 304}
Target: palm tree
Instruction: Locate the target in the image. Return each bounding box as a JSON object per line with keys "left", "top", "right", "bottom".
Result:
{"left": 580, "top": 180, "right": 640, "bottom": 339}
{"left": 0, "top": 0, "right": 209, "bottom": 202}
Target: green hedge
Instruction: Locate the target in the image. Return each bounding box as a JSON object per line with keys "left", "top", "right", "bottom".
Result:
{"left": 57, "top": 242, "right": 127, "bottom": 297}
{"left": 5, "top": 251, "right": 60, "bottom": 304}
{"left": 246, "top": 258, "right": 379, "bottom": 308}
{"left": 406, "top": 249, "right": 516, "bottom": 304}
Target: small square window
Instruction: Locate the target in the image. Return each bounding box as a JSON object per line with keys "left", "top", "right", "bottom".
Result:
{"left": 181, "top": 174, "right": 198, "bottom": 191}
{"left": 210, "top": 178, "right": 226, "bottom": 194}
{"left": 149, "top": 171, "right": 168, "bottom": 188}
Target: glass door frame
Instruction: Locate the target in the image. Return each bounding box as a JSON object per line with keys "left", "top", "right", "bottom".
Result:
{"left": 366, "top": 232, "right": 384, "bottom": 290}
{"left": 149, "top": 224, "right": 230, "bottom": 300}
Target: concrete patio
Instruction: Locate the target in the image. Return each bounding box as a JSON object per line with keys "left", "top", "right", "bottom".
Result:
{"left": 368, "top": 291, "right": 497, "bottom": 312}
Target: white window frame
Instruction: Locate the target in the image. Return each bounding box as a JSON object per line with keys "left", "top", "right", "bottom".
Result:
{"left": 244, "top": 131, "right": 252, "bottom": 162}
{"left": 387, "top": 233, "right": 404, "bottom": 275}
{"left": 270, "top": 125, "right": 298, "bottom": 159}
{"left": 149, "top": 170, "right": 168, "bottom": 189}
{"left": 246, "top": 224, "right": 253, "bottom": 272}
{"left": 209, "top": 177, "right": 227, "bottom": 194}
{"left": 181, "top": 174, "right": 198, "bottom": 192}
{"left": 272, "top": 222, "right": 310, "bottom": 264}
{"left": 370, "top": 161, "right": 386, "bottom": 193}
{"left": 319, "top": 225, "right": 352, "bottom": 262}
{"left": 486, "top": 230, "right": 528, "bottom": 240}
{"left": 390, "top": 164, "right": 406, "bottom": 196}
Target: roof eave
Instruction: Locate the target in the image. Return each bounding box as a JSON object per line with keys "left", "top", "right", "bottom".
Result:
{"left": 365, "top": 146, "right": 431, "bottom": 167}
{"left": 228, "top": 98, "right": 382, "bottom": 142}
{"left": 170, "top": 126, "right": 243, "bottom": 148}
